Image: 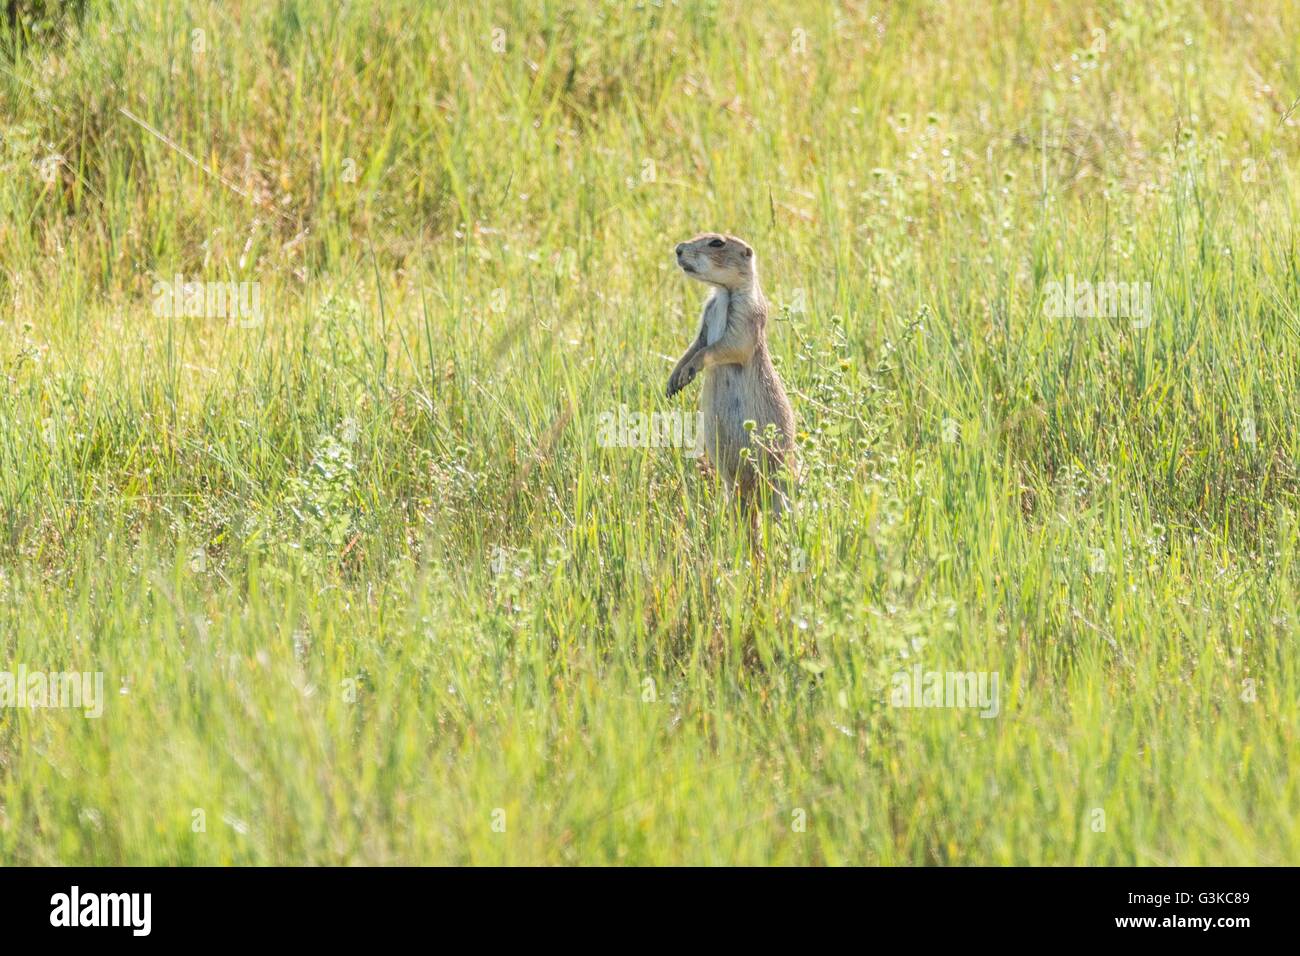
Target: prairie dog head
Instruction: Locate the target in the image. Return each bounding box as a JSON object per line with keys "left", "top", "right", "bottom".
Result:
{"left": 675, "top": 233, "right": 756, "bottom": 290}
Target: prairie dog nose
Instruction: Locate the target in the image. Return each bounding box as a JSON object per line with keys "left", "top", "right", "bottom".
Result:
{"left": 675, "top": 244, "right": 685, "bottom": 256}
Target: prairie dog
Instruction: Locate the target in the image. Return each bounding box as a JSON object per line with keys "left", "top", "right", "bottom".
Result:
{"left": 666, "top": 233, "right": 796, "bottom": 510}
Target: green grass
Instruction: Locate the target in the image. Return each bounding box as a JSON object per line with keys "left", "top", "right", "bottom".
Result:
{"left": 0, "top": 0, "right": 1298, "bottom": 864}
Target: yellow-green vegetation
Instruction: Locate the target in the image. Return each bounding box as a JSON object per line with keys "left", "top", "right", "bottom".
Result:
{"left": 1, "top": 0, "right": 1298, "bottom": 864}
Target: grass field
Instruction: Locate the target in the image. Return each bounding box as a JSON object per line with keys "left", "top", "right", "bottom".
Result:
{"left": 1, "top": 0, "right": 1298, "bottom": 865}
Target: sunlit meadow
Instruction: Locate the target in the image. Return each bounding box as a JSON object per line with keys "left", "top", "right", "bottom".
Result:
{"left": 1, "top": 0, "right": 1298, "bottom": 864}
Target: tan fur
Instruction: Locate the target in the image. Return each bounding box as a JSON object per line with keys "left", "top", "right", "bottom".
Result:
{"left": 666, "top": 233, "right": 796, "bottom": 511}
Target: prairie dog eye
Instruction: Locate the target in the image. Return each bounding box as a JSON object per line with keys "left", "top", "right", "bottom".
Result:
{"left": 708, "top": 238, "right": 725, "bottom": 248}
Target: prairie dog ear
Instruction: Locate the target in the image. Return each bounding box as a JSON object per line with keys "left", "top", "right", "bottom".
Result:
{"left": 743, "top": 245, "right": 753, "bottom": 258}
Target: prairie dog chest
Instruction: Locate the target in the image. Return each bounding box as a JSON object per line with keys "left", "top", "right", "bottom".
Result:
{"left": 703, "top": 290, "right": 729, "bottom": 346}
